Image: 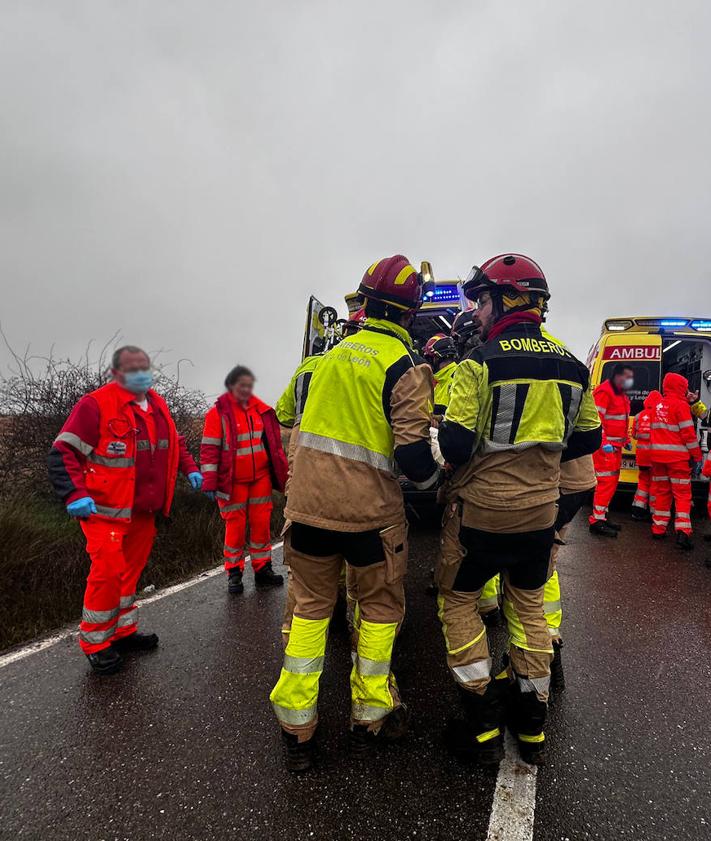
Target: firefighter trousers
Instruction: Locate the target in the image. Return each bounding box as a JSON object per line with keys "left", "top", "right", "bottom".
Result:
{"left": 633, "top": 466, "right": 651, "bottom": 510}
{"left": 436, "top": 503, "right": 554, "bottom": 703}
{"left": 219, "top": 473, "right": 272, "bottom": 573}
{"left": 651, "top": 461, "right": 693, "bottom": 535}
{"left": 270, "top": 520, "right": 407, "bottom": 741}
{"left": 436, "top": 507, "right": 500, "bottom": 616}
{"left": 78, "top": 512, "right": 157, "bottom": 654}
{"left": 589, "top": 447, "right": 623, "bottom": 524}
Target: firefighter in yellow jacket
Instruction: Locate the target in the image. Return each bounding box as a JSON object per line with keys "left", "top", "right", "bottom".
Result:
{"left": 270, "top": 255, "right": 439, "bottom": 771}
{"left": 438, "top": 254, "right": 601, "bottom": 766}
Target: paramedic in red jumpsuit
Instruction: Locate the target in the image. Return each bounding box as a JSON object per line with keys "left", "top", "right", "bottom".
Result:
{"left": 200, "top": 365, "right": 288, "bottom": 594}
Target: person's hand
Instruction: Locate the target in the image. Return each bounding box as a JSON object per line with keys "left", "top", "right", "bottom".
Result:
{"left": 66, "top": 497, "right": 97, "bottom": 518}
{"left": 203, "top": 490, "right": 216, "bottom": 502}
{"left": 188, "top": 471, "right": 203, "bottom": 490}
{"left": 602, "top": 443, "right": 615, "bottom": 454}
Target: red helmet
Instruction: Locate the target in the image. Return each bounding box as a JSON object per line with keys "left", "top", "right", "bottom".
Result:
{"left": 423, "top": 334, "right": 457, "bottom": 362}
{"left": 358, "top": 255, "right": 423, "bottom": 311}
{"left": 423, "top": 333, "right": 446, "bottom": 359}
{"left": 463, "top": 254, "right": 549, "bottom": 303}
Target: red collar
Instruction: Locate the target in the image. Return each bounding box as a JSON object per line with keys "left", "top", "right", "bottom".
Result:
{"left": 486, "top": 312, "right": 542, "bottom": 342}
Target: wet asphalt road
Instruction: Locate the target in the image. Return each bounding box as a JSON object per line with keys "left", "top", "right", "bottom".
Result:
{"left": 1, "top": 507, "right": 710, "bottom": 841}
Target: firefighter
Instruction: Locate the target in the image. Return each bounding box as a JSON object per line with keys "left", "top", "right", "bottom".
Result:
{"left": 270, "top": 255, "right": 439, "bottom": 772}
{"left": 630, "top": 390, "right": 663, "bottom": 520}
{"left": 423, "top": 334, "right": 458, "bottom": 416}
{"left": 48, "top": 345, "right": 203, "bottom": 675}
{"left": 200, "top": 366, "right": 289, "bottom": 593}
{"left": 588, "top": 364, "right": 633, "bottom": 537}
{"left": 649, "top": 372, "right": 702, "bottom": 550}
{"left": 437, "top": 254, "right": 601, "bottom": 766}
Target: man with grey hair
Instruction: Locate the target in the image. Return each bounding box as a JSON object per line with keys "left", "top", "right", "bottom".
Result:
{"left": 48, "top": 345, "right": 203, "bottom": 675}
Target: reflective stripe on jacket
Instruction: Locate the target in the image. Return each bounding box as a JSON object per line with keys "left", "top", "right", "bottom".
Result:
{"left": 285, "top": 317, "right": 437, "bottom": 531}
{"left": 52, "top": 382, "right": 180, "bottom": 522}
{"left": 650, "top": 372, "right": 702, "bottom": 464}
{"left": 632, "top": 390, "right": 662, "bottom": 468}
{"left": 593, "top": 379, "right": 630, "bottom": 449}
{"left": 201, "top": 394, "right": 288, "bottom": 496}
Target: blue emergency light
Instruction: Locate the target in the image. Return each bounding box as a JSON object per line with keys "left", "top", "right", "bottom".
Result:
{"left": 429, "top": 283, "right": 460, "bottom": 304}
{"left": 691, "top": 320, "right": 711, "bottom": 331}
{"left": 660, "top": 319, "right": 688, "bottom": 327}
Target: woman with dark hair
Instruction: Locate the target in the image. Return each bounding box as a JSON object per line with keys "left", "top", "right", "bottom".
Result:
{"left": 200, "top": 366, "right": 288, "bottom": 594}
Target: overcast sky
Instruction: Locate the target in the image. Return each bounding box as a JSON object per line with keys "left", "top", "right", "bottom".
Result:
{"left": 2, "top": 1, "right": 710, "bottom": 404}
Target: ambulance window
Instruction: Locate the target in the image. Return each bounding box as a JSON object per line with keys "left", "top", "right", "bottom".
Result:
{"left": 599, "top": 361, "right": 661, "bottom": 415}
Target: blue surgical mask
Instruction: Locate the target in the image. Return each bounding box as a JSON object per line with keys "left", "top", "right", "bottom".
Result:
{"left": 122, "top": 370, "right": 154, "bottom": 393}
{"left": 623, "top": 377, "right": 634, "bottom": 390}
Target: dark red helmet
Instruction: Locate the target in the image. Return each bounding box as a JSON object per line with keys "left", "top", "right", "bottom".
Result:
{"left": 463, "top": 254, "right": 549, "bottom": 303}
{"left": 359, "top": 255, "right": 423, "bottom": 311}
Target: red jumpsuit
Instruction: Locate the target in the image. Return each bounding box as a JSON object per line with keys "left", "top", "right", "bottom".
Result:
{"left": 650, "top": 373, "right": 701, "bottom": 536}
{"left": 201, "top": 396, "right": 274, "bottom": 574}
{"left": 48, "top": 382, "right": 197, "bottom": 654}
{"left": 631, "top": 390, "right": 662, "bottom": 512}
{"left": 589, "top": 379, "right": 630, "bottom": 524}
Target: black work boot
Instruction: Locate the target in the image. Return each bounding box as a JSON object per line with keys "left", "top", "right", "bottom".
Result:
{"left": 281, "top": 731, "right": 315, "bottom": 773}
{"left": 652, "top": 531, "right": 666, "bottom": 540}
{"left": 86, "top": 646, "right": 123, "bottom": 676}
{"left": 444, "top": 683, "right": 505, "bottom": 767}
{"left": 604, "top": 519, "right": 622, "bottom": 532}
{"left": 550, "top": 640, "right": 565, "bottom": 692}
{"left": 254, "top": 563, "right": 284, "bottom": 589}
{"left": 630, "top": 506, "right": 651, "bottom": 522}
{"left": 113, "top": 632, "right": 159, "bottom": 652}
{"left": 589, "top": 520, "right": 618, "bottom": 538}
{"left": 509, "top": 682, "right": 547, "bottom": 766}
{"left": 675, "top": 532, "right": 694, "bottom": 552}
{"left": 350, "top": 704, "right": 410, "bottom": 758}
{"left": 482, "top": 607, "right": 504, "bottom": 628}
{"left": 227, "top": 569, "right": 244, "bottom": 594}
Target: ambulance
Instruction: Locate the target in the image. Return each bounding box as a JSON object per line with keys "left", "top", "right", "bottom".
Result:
{"left": 586, "top": 317, "right": 711, "bottom": 489}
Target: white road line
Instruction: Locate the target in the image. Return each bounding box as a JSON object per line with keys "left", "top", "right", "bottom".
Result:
{"left": 0, "top": 542, "right": 284, "bottom": 670}
{"left": 486, "top": 730, "right": 538, "bottom": 841}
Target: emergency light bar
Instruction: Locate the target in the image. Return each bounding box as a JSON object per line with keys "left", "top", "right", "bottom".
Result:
{"left": 691, "top": 320, "right": 711, "bottom": 331}
{"left": 428, "top": 283, "right": 460, "bottom": 304}
{"left": 604, "top": 320, "right": 633, "bottom": 331}
{"left": 636, "top": 318, "right": 689, "bottom": 328}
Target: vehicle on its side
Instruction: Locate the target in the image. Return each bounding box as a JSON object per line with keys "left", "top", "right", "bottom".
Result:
{"left": 587, "top": 316, "right": 711, "bottom": 492}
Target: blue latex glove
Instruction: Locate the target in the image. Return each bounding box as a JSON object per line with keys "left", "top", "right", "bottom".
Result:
{"left": 602, "top": 444, "right": 615, "bottom": 454}
{"left": 67, "top": 497, "right": 97, "bottom": 518}
{"left": 203, "top": 490, "right": 216, "bottom": 502}
{"left": 188, "top": 471, "right": 203, "bottom": 490}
